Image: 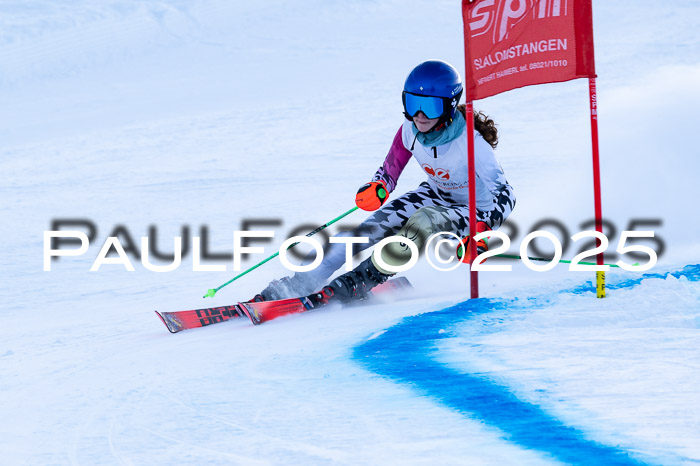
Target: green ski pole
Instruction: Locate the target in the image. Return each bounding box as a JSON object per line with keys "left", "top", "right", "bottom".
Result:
{"left": 203, "top": 206, "right": 359, "bottom": 298}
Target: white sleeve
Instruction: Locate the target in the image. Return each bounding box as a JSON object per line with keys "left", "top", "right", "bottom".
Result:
{"left": 474, "top": 134, "right": 509, "bottom": 196}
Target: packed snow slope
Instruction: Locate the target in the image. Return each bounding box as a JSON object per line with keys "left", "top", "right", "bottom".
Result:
{"left": 1, "top": 1, "right": 700, "bottom": 464}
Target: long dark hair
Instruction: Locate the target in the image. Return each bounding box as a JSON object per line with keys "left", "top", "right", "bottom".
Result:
{"left": 457, "top": 104, "right": 498, "bottom": 149}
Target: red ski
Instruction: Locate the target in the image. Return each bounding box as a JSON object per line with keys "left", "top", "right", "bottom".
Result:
{"left": 237, "top": 293, "right": 326, "bottom": 325}
{"left": 156, "top": 277, "right": 412, "bottom": 333}
{"left": 155, "top": 304, "right": 242, "bottom": 333}
{"left": 238, "top": 277, "right": 413, "bottom": 325}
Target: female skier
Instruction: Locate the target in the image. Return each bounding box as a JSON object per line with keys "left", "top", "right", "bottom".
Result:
{"left": 257, "top": 59, "right": 515, "bottom": 302}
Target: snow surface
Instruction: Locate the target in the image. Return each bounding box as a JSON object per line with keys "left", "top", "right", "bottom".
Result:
{"left": 2, "top": 0, "right": 700, "bottom": 464}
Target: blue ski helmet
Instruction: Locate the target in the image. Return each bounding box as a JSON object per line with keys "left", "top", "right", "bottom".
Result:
{"left": 402, "top": 60, "right": 463, "bottom": 124}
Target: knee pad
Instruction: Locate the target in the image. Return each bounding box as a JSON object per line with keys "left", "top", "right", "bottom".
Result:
{"left": 375, "top": 207, "right": 445, "bottom": 271}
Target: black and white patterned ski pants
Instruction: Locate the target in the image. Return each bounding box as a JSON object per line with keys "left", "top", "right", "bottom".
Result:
{"left": 301, "top": 181, "right": 515, "bottom": 288}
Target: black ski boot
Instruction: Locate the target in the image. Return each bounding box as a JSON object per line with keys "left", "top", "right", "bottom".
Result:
{"left": 329, "top": 256, "right": 393, "bottom": 303}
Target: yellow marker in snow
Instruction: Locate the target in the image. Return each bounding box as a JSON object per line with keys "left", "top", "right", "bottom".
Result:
{"left": 596, "top": 271, "right": 606, "bottom": 298}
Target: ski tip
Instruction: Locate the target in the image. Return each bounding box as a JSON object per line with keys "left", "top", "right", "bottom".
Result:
{"left": 155, "top": 310, "right": 180, "bottom": 334}
{"left": 398, "top": 276, "right": 413, "bottom": 289}
{"left": 373, "top": 276, "right": 413, "bottom": 294}
{"left": 237, "top": 302, "right": 262, "bottom": 325}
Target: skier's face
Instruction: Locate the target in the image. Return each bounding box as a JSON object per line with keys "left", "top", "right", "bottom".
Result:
{"left": 413, "top": 111, "right": 439, "bottom": 133}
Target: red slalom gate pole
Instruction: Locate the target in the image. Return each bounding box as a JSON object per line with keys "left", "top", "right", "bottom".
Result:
{"left": 588, "top": 77, "right": 606, "bottom": 298}
{"left": 466, "top": 101, "right": 479, "bottom": 298}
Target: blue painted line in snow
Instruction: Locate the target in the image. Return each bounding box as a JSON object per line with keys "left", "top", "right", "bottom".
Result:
{"left": 353, "top": 265, "right": 700, "bottom": 465}
{"left": 569, "top": 263, "right": 700, "bottom": 295}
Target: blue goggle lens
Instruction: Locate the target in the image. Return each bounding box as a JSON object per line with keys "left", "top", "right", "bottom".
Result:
{"left": 403, "top": 93, "right": 445, "bottom": 119}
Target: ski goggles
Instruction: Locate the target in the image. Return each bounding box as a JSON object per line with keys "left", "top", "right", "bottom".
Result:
{"left": 402, "top": 92, "right": 445, "bottom": 119}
